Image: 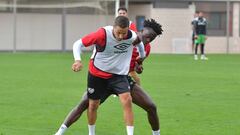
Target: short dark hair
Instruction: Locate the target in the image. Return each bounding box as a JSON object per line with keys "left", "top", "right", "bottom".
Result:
{"left": 114, "top": 16, "right": 129, "bottom": 28}
{"left": 144, "top": 19, "right": 163, "bottom": 35}
{"left": 118, "top": 7, "right": 128, "bottom": 13}
{"left": 195, "top": 11, "right": 200, "bottom": 14}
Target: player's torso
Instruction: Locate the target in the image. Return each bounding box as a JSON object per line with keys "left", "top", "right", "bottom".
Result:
{"left": 196, "top": 18, "right": 207, "bottom": 34}
{"left": 93, "top": 26, "right": 137, "bottom": 75}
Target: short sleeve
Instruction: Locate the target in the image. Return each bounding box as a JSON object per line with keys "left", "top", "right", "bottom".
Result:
{"left": 81, "top": 28, "right": 106, "bottom": 47}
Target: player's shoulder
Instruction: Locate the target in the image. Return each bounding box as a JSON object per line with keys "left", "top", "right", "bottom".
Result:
{"left": 96, "top": 26, "right": 113, "bottom": 37}
{"left": 191, "top": 20, "right": 194, "bottom": 24}
{"left": 129, "top": 21, "right": 137, "bottom": 32}
{"left": 103, "top": 25, "right": 113, "bottom": 30}
{"left": 94, "top": 27, "right": 106, "bottom": 37}
{"left": 102, "top": 26, "right": 113, "bottom": 33}
{"left": 129, "top": 21, "right": 136, "bottom": 26}
{"left": 194, "top": 17, "right": 199, "bottom": 21}
{"left": 203, "top": 17, "right": 207, "bottom": 21}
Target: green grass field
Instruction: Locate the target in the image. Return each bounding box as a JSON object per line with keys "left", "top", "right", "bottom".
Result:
{"left": 0, "top": 53, "right": 240, "bottom": 135}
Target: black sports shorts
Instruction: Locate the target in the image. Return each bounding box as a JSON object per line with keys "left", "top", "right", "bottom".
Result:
{"left": 87, "top": 72, "right": 131, "bottom": 100}
{"left": 99, "top": 75, "right": 136, "bottom": 103}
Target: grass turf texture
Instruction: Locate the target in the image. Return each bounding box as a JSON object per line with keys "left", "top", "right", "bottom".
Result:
{"left": 0, "top": 53, "right": 240, "bottom": 135}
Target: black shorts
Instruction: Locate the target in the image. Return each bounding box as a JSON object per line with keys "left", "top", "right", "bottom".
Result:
{"left": 127, "top": 76, "right": 136, "bottom": 90}
{"left": 87, "top": 72, "right": 131, "bottom": 100}
{"left": 99, "top": 76, "right": 136, "bottom": 103}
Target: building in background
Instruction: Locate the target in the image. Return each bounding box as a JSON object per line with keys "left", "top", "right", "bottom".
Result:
{"left": 128, "top": 0, "right": 240, "bottom": 54}
{"left": 0, "top": 0, "right": 239, "bottom": 53}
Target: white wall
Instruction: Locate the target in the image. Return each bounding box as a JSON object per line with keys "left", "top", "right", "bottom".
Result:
{"left": 66, "top": 14, "right": 114, "bottom": 50}
{"left": 0, "top": 13, "right": 14, "bottom": 50}
{"left": 148, "top": 2, "right": 240, "bottom": 54}
{"left": 1, "top": 2, "right": 240, "bottom": 53}
{"left": 151, "top": 7, "right": 193, "bottom": 54}
{"left": 230, "top": 2, "right": 240, "bottom": 53}
{"left": 0, "top": 13, "right": 114, "bottom": 51}
{"left": 128, "top": 4, "right": 151, "bottom": 21}
{"left": 16, "top": 13, "right": 62, "bottom": 50}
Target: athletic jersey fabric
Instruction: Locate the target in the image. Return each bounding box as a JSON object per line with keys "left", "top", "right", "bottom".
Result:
{"left": 129, "top": 44, "right": 150, "bottom": 72}
{"left": 128, "top": 22, "right": 151, "bottom": 72}
{"left": 194, "top": 17, "right": 207, "bottom": 35}
{"left": 129, "top": 21, "right": 137, "bottom": 32}
{"left": 81, "top": 26, "right": 137, "bottom": 78}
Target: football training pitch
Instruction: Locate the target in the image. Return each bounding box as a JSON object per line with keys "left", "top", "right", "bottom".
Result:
{"left": 0, "top": 53, "right": 239, "bottom": 135}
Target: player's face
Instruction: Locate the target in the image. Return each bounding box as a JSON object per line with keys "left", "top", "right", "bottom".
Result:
{"left": 140, "top": 27, "right": 157, "bottom": 44}
{"left": 194, "top": 13, "right": 199, "bottom": 18}
{"left": 199, "top": 12, "right": 203, "bottom": 17}
{"left": 118, "top": 10, "right": 128, "bottom": 17}
{"left": 113, "top": 26, "right": 129, "bottom": 41}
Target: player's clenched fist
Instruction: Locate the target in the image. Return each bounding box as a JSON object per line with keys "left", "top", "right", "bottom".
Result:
{"left": 135, "top": 62, "right": 143, "bottom": 74}
{"left": 72, "top": 60, "right": 83, "bottom": 72}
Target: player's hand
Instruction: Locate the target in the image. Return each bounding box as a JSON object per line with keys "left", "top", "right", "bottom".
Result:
{"left": 72, "top": 60, "right": 83, "bottom": 72}
{"left": 135, "top": 62, "right": 143, "bottom": 74}
{"left": 205, "top": 36, "right": 208, "bottom": 40}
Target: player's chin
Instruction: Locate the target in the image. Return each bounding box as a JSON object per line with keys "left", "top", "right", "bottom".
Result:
{"left": 116, "top": 38, "right": 123, "bottom": 41}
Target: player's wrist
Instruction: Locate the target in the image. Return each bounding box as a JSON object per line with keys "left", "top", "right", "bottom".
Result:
{"left": 137, "top": 57, "right": 145, "bottom": 65}
{"left": 75, "top": 60, "right": 82, "bottom": 63}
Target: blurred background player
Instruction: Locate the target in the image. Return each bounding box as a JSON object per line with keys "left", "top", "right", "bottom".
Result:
{"left": 54, "top": 19, "right": 163, "bottom": 135}
{"left": 193, "top": 11, "right": 208, "bottom": 60}
{"left": 191, "top": 11, "right": 199, "bottom": 53}
{"left": 118, "top": 7, "right": 137, "bottom": 31}
{"left": 118, "top": 7, "right": 151, "bottom": 85}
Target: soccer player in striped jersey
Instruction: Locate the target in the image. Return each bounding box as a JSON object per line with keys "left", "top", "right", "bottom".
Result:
{"left": 193, "top": 11, "right": 208, "bottom": 60}
{"left": 54, "top": 18, "right": 163, "bottom": 135}
{"left": 118, "top": 7, "right": 137, "bottom": 32}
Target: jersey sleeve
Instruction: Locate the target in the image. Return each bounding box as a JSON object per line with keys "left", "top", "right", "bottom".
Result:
{"left": 81, "top": 28, "right": 106, "bottom": 47}
{"left": 129, "top": 22, "right": 137, "bottom": 32}
{"left": 144, "top": 43, "right": 151, "bottom": 57}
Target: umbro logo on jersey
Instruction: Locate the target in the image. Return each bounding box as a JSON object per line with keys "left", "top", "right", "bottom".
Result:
{"left": 87, "top": 88, "right": 95, "bottom": 94}
{"left": 114, "top": 43, "right": 131, "bottom": 51}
